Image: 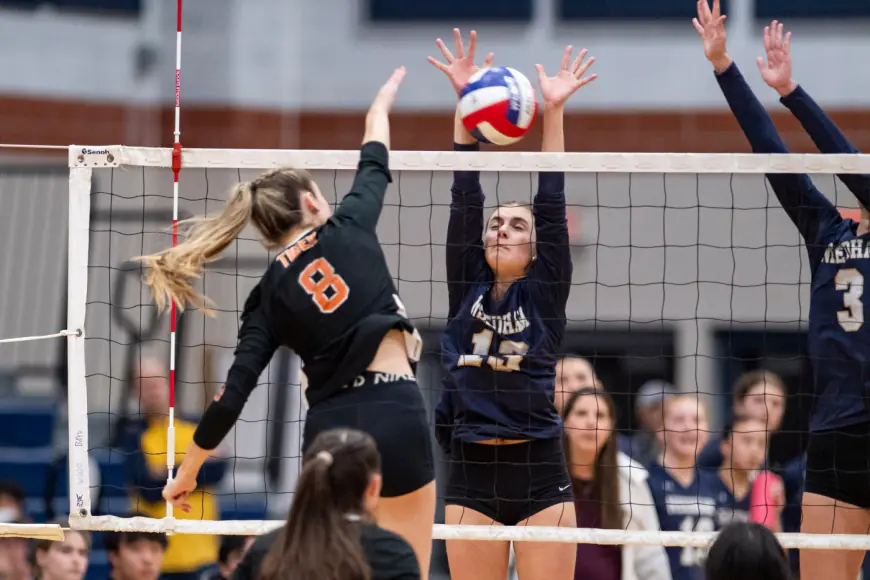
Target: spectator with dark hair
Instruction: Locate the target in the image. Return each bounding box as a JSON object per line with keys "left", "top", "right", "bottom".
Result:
{"left": 104, "top": 526, "right": 168, "bottom": 580}
{"left": 618, "top": 380, "right": 678, "bottom": 467}
{"left": 33, "top": 519, "right": 91, "bottom": 580}
{"left": 200, "top": 536, "right": 254, "bottom": 580}
{"left": 0, "top": 483, "right": 31, "bottom": 580}
{"left": 698, "top": 370, "right": 787, "bottom": 469}
{"left": 705, "top": 522, "right": 792, "bottom": 580}
{"left": 0, "top": 481, "right": 26, "bottom": 524}
{"left": 554, "top": 356, "right": 600, "bottom": 413}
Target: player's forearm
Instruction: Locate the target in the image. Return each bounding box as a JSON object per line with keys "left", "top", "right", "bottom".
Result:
{"left": 781, "top": 87, "right": 870, "bottom": 209}
{"left": 176, "top": 441, "right": 212, "bottom": 482}
{"left": 782, "top": 86, "right": 859, "bottom": 154}
{"left": 716, "top": 63, "right": 788, "bottom": 155}
{"left": 454, "top": 107, "right": 476, "bottom": 146}
{"left": 363, "top": 106, "right": 391, "bottom": 150}
{"left": 541, "top": 105, "right": 565, "bottom": 153}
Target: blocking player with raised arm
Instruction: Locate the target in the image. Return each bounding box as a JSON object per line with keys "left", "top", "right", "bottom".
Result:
{"left": 759, "top": 19, "right": 870, "bottom": 580}
{"left": 694, "top": 4, "right": 870, "bottom": 579}
{"left": 135, "top": 68, "right": 437, "bottom": 580}
{"left": 427, "top": 29, "right": 596, "bottom": 580}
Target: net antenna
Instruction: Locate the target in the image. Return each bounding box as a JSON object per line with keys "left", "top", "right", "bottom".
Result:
{"left": 165, "top": 0, "right": 184, "bottom": 527}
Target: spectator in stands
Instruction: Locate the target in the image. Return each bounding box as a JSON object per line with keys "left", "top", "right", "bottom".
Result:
{"left": 561, "top": 387, "right": 671, "bottom": 580}
{"left": 705, "top": 522, "right": 792, "bottom": 580}
{"left": 32, "top": 520, "right": 90, "bottom": 580}
{"left": 104, "top": 528, "right": 168, "bottom": 580}
{"left": 697, "top": 370, "right": 786, "bottom": 468}
{"left": 554, "top": 356, "right": 600, "bottom": 413}
{"left": 233, "top": 428, "right": 419, "bottom": 580}
{"left": 618, "top": 380, "right": 678, "bottom": 467}
{"left": 200, "top": 536, "right": 254, "bottom": 580}
{"left": 118, "top": 357, "right": 228, "bottom": 580}
{"left": 0, "top": 492, "right": 31, "bottom": 580}
{"left": 0, "top": 481, "right": 26, "bottom": 524}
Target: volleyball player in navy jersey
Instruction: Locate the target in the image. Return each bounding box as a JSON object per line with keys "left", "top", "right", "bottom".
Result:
{"left": 134, "top": 68, "right": 438, "bottom": 580}
{"left": 427, "top": 29, "right": 596, "bottom": 580}
{"left": 694, "top": 3, "right": 870, "bottom": 578}
{"left": 647, "top": 395, "right": 718, "bottom": 580}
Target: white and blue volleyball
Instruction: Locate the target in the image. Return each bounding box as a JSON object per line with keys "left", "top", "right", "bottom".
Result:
{"left": 459, "top": 67, "right": 538, "bottom": 146}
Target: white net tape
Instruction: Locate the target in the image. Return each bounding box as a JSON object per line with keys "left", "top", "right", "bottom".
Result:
{"left": 60, "top": 145, "right": 870, "bottom": 552}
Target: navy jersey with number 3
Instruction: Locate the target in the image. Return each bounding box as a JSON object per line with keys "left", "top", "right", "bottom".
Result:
{"left": 436, "top": 142, "right": 573, "bottom": 445}
{"left": 717, "top": 64, "right": 870, "bottom": 432}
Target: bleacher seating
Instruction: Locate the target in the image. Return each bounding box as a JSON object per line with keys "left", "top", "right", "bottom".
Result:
{"left": 0, "top": 397, "right": 268, "bottom": 579}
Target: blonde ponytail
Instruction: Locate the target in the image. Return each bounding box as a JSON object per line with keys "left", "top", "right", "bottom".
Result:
{"left": 136, "top": 182, "right": 254, "bottom": 315}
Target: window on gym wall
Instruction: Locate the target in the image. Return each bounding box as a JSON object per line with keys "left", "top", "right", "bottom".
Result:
{"left": 369, "top": 0, "right": 532, "bottom": 22}
{"left": 755, "top": 0, "right": 870, "bottom": 19}
{"left": 559, "top": 0, "right": 729, "bottom": 20}
{"left": 0, "top": 0, "right": 141, "bottom": 16}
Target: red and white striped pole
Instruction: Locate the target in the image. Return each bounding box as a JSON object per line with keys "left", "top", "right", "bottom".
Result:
{"left": 166, "top": 0, "right": 183, "bottom": 523}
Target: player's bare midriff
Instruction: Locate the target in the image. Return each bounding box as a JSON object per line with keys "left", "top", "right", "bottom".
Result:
{"left": 366, "top": 328, "right": 415, "bottom": 378}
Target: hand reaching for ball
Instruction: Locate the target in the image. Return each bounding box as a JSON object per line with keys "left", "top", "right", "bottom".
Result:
{"left": 536, "top": 45, "right": 597, "bottom": 110}
{"left": 428, "top": 28, "right": 495, "bottom": 97}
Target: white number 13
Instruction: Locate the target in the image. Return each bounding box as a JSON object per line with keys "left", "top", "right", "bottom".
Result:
{"left": 836, "top": 268, "right": 864, "bottom": 332}
{"left": 459, "top": 329, "right": 528, "bottom": 372}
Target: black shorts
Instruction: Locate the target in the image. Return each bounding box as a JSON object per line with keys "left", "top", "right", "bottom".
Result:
{"left": 805, "top": 420, "right": 870, "bottom": 508}
{"left": 445, "top": 437, "right": 574, "bottom": 526}
{"left": 303, "top": 372, "right": 435, "bottom": 498}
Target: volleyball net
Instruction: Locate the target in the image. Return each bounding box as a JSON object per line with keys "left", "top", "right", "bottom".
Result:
{"left": 5, "top": 145, "right": 870, "bottom": 553}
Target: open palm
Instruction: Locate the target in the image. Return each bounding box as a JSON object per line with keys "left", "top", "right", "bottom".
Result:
{"left": 757, "top": 20, "right": 794, "bottom": 94}
{"left": 692, "top": 0, "right": 728, "bottom": 66}
{"left": 427, "top": 28, "right": 494, "bottom": 97}
{"left": 537, "top": 46, "right": 597, "bottom": 109}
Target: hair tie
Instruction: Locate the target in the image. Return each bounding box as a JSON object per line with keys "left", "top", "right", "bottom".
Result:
{"left": 249, "top": 181, "right": 258, "bottom": 198}
{"left": 316, "top": 450, "right": 333, "bottom": 467}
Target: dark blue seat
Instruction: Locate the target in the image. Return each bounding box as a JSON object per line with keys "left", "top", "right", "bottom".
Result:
{"left": 0, "top": 398, "right": 55, "bottom": 447}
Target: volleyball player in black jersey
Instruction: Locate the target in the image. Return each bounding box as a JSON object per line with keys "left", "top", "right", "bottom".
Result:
{"left": 136, "top": 67, "right": 437, "bottom": 580}
{"left": 428, "top": 29, "right": 596, "bottom": 580}
{"left": 695, "top": 3, "right": 870, "bottom": 579}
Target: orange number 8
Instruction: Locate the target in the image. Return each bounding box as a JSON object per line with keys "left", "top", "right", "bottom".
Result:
{"left": 299, "top": 258, "right": 349, "bottom": 313}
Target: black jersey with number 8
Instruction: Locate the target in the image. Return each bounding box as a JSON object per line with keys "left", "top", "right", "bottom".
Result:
{"left": 193, "top": 142, "right": 422, "bottom": 451}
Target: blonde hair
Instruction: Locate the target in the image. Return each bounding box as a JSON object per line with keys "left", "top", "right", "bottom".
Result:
{"left": 136, "top": 168, "right": 315, "bottom": 315}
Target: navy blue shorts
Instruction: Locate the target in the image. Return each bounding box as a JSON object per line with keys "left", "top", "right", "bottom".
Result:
{"left": 444, "top": 437, "right": 574, "bottom": 526}
{"left": 805, "top": 421, "right": 870, "bottom": 509}
{"left": 303, "top": 371, "right": 435, "bottom": 498}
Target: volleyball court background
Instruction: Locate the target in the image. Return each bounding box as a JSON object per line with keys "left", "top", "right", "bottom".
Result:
{"left": 1, "top": 0, "right": 870, "bottom": 579}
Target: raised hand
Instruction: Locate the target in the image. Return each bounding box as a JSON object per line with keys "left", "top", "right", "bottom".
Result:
{"left": 692, "top": 0, "right": 730, "bottom": 72}
{"left": 536, "top": 46, "right": 597, "bottom": 110}
{"left": 370, "top": 66, "right": 406, "bottom": 114}
{"left": 757, "top": 21, "right": 797, "bottom": 97}
{"left": 427, "top": 28, "right": 494, "bottom": 97}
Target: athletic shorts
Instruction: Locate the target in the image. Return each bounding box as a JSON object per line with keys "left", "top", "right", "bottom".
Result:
{"left": 303, "top": 371, "right": 435, "bottom": 498}
{"left": 805, "top": 420, "right": 870, "bottom": 509}
{"left": 444, "top": 437, "right": 574, "bottom": 526}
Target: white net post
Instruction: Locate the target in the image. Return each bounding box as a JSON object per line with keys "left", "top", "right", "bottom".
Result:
{"left": 67, "top": 157, "right": 93, "bottom": 524}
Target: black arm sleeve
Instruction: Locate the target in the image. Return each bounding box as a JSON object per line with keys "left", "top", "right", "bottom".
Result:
{"left": 715, "top": 62, "right": 839, "bottom": 246}
{"left": 530, "top": 171, "right": 572, "bottom": 310}
{"left": 333, "top": 141, "right": 393, "bottom": 232}
{"left": 780, "top": 85, "right": 870, "bottom": 211}
{"left": 193, "top": 287, "right": 279, "bottom": 450}
{"left": 446, "top": 141, "right": 488, "bottom": 319}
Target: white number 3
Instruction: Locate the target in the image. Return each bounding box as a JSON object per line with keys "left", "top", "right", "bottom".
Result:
{"left": 836, "top": 268, "right": 864, "bottom": 332}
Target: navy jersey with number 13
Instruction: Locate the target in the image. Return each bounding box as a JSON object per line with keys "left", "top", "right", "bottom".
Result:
{"left": 436, "top": 143, "right": 573, "bottom": 444}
